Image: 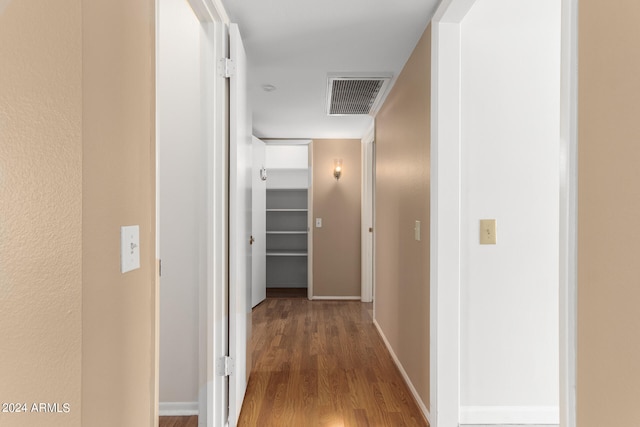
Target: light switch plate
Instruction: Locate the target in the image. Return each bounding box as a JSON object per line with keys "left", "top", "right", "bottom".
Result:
{"left": 414, "top": 220, "right": 421, "bottom": 241}
{"left": 480, "top": 219, "right": 497, "bottom": 245}
{"left": 121, "top": 225, "right": 140, "bottom": 273}
{"left": 315, "top": 218, "right": 322, "bottom": 228}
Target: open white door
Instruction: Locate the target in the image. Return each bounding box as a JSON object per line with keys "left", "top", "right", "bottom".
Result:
{"left": 361, "top": 125, "right": 375, "bottom": 303}
{"left": 252, "top": 137, "right": 267, "bottom": 307}
{"left": 228, "top": 22, "right": 252, "bottom": 427}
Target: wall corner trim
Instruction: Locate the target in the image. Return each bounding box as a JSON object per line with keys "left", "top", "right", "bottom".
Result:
{"left": 159, "top": 402, "right": 199, "bottom": 416}
{"left": 373, "top": 320, "right": 431, "bottom": 424}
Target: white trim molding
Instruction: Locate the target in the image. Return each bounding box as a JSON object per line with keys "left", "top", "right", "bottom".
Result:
{"left": 374, "top": 320, "right": 431, "bottom": 424}
{"left": 159, "top": 402, "right": 199, "bottom": 416}
{"left": 559, "top": 1, "right": 579, "bottom": 426}
{"left": 430, "top": 1, "right": 473, "bottom": 425}
{"left": 460, "top": 406, "right": 560, "bottom": 425}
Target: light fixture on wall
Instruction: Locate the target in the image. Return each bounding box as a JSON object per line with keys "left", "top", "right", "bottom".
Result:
{"left": 333, "top": 159, "right": 343, "bottom": 180}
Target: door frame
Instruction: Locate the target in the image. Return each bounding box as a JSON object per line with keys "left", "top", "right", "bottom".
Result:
{"left": 361, "top": 122, "right": 375, "bottom": 303}
{"left": 429, "top": 0, "right": 578, "bottom": 426}
{"left": 184, "top": 1, "right": 230, "bottom": 426}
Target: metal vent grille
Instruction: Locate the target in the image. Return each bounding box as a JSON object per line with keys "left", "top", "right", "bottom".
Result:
{"left": 327, "top": 76, "right": 392, "bottom": 116}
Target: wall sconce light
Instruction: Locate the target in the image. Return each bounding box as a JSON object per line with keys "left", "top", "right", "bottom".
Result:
{"left": 333, "top": 159, "right": 343, "bottom": 180}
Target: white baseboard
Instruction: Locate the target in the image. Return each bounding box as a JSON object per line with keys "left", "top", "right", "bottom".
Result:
{"left": 373, "top": 319, "right": 431, "bottom": 424}
{"left": 159, "top": 401, "right": 199, "bottom": 416}
{"left": 460, "top": 405, "right": 559, "bottom": 425}
{"left": 311, "top": 295, "right": 361, "bottom": 300}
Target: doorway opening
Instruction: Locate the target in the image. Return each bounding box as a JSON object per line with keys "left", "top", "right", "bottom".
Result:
{"left": 156, "top": 0, "right": 229, "bottom": 426}
{"left": 430, "top": 0, "right": 577, "bottom": 426}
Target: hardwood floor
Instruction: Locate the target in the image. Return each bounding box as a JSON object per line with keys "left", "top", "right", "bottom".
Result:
{"left": 159, "top": 299, "right": 428, "bottom": 427}
{"left": 266, "top": 287, "right": 307, "bottom": 298}
{"left": 238, "top": 298, "right": 429, "bottom": 426}
{"left": 158, "top": 415, "right": 197, "bottom": 427}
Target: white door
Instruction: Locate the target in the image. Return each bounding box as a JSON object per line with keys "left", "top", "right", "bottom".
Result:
{"left": 228, "top": 22, "right": 252, "bottom": 427}
{"left": 361, "top": 133, "right": 375, "bottom": 303}
{"left": 252, "top": 137, "right": 267, "bottom": 307}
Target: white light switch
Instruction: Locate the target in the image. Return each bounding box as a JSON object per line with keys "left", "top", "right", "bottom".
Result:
{"left": 414, "top": 220, "right": 421, "bottom": 241}
{"left": 121, "top": 225, "right": 140, "bottom": 273}
{"left": 315, "top": 218, "right": 322, "bottom": 228}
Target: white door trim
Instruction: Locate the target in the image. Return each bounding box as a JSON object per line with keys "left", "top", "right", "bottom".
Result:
{"left": 559, "top": 1, "right": 578, "bottom": 425}
{"left": 183, "top": 2, "right": 229, "bottom": 427}
{"left": 308, "top": 141, "right": 314, "bottom": 300}
{"left": 430, "top": 3, "right": 470, "bottom": 424}
{"left": 430, "top": 1, "right": 578, "bottom": 426}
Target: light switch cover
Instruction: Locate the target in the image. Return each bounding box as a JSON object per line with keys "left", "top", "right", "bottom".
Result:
{"left": 315, "top": 218, "right": 322, "bottom": 228}
{"left": 121, "top": 225, "right": 140, "bottom": 273}
{"left": 480, "top": 219, "right": 497, "bottom": 245}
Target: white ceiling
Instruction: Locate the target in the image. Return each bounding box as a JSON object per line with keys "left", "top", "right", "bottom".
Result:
{"left": 222, "top": 0, "right": 439, "bottom": 139}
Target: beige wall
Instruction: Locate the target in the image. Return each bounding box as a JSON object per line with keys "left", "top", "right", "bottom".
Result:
{"left": 374, "top": 25, "right": 431, "bottom": 409}
{"left": 578, "top": 2, "right": 640, "bottom": 425}
{"left": 0, "top": 1, "right": 82, "bottom": 426}
{"left": 2, "top": 1, "right": 158, "bottom": 426}
{"left": 82, "top": 0, "right": 157, "bottom": 426}
{"left": 312, "top": 139, "right": 361, "bottom": 297}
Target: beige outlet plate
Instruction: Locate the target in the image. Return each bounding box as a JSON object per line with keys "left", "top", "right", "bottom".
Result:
{"left": 480, "top": 219, "right": 497, "bottom": 245}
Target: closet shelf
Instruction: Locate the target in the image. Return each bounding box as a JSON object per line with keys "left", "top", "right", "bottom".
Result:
{"left": 266, "top": 230, "right": 308, "bottom": 235}
{"left": 267, "top": 250, "right": 308, "bottom": 257}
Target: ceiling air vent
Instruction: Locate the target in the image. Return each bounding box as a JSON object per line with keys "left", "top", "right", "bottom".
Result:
{"left": 326, "top": 74, "right": 392, "bottom": 116}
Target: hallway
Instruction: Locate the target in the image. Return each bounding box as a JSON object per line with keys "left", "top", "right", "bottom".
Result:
{"left": 237, "top": 298, "right": 428, "bottom": 426}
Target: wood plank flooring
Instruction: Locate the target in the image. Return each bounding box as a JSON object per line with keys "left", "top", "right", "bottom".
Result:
{"left": 159, "top": 298, "right": 428, "bottom": 427}
{"left": 238, "top": 298, "right": 429, "bottom": 426}
{"left": 158, "top": 415, "right": 197, "bottom": 427}
{"left": 266, "top": 287, "right": 307, "bottom": 298}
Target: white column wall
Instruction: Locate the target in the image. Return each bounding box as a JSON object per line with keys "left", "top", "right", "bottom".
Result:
{"left": 459, "top": 0, "right": 561, "bottom": 423}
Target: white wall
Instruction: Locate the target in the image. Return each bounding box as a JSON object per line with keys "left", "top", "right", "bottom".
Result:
{"left": 265, "top": 145, "right": 309, "bottom": 169}
{"left": 158, "top": 0, "right": 203, "bottom": 412}
{"left": 265, "top": 144, "right": 309, "bottom": 189}
{"left": 459, "top": 0, "right": 561, "bottom": 423}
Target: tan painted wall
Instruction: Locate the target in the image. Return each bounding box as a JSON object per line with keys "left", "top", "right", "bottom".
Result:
{"left": 1, "top": 0, "right": 156, "bottom": 424}
{"left": 578, "top": 2, "right": 640, "bottom": 425}
{"left": 0, "top": 1, "right": 82, "bottom": 426}
{"left": 81, "top": 0, "right": 157, "bottom": 426}
{"left": 312, "top": 139, "right": 361, "bottom": 297}
{"left": 374, "top": 25, "right": 431, "bottom": 409}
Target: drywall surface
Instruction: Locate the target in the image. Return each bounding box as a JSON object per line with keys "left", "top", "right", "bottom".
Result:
{"left": 374, "top": 25, "right": 431, "bottom": 410}
{"left": 312, "top": 139, "right": 361, "bottom": 297}
{"left": 158, "top": 0, "right": 202, "bottom": 408}
{"left": 265, "top": 144, "right": 309, "bottom": 189}
{"left": 81, "top": 0, "right": 157, "bottom": 425}
{"left": 578, "top": 1, "right": 640, "bottom": 425}
{"left": 265, "top": 145, "right": 309, "bottom": 169}
{"left": 459, "top": 0, "right": 560, "bottom": 421}
{"left": 0, "top": 1, "right": 82, "bottom": 425}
